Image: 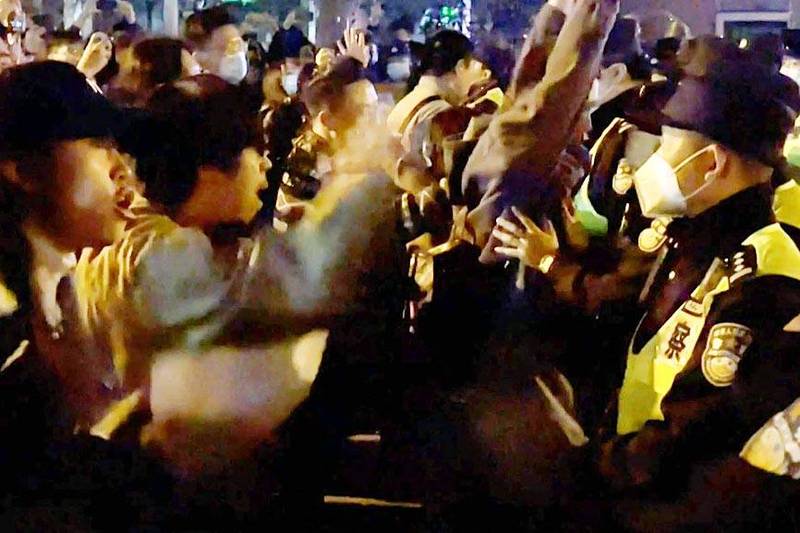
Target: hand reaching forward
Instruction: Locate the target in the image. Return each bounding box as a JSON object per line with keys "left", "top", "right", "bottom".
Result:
{"left": 493, "top": 207, "right": 560, "bottom": 273}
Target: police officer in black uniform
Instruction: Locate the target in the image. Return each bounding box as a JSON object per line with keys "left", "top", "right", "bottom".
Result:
{"left": 593, "top": 38, "right": 800, "bottom": 530}
{"left": 495, "top": 36, "right": 800, "bottom": 529}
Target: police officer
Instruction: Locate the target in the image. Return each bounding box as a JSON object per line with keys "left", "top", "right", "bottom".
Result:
{"left": 495, "top": 37, "right": 800, "bottom": 528}
{"left": 602, "top": 38, "right": 800, "bottom": 529}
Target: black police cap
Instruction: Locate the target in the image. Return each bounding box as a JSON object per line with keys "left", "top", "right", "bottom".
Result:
{"left": 664, "top": 36, "right": 800, "bottom": 165}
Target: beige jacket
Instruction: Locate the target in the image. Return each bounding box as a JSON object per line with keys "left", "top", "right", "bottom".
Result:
{"left": 462, "top": 0, "right": 619, "bottom": 248}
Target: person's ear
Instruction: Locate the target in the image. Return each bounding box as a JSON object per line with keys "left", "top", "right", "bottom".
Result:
{"left": 312, "top": 110, "right": 336, "bottom": 141}
{"left": 703, "top": 144, "right": 728, "bottom": 182}
{"left": 319, "top": 110, "right": 334, "bottom": 131}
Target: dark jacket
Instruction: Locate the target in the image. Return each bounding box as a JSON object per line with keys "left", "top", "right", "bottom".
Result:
{"left": 596, "top": 185, "right": 800, "bottom": 530}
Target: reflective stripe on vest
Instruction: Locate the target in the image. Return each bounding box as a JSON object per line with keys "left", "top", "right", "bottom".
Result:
{"left": 617, "top": 223, "right": 800, "bottom": 435}
{"left": 774, "top": 180, "right": 800, "bottom": 230}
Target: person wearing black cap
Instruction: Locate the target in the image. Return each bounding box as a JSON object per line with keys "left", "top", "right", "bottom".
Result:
{"left": 0, "top": 60, "right": 256, "bottom": 445}
{"left": 496, "top": 37, "right": 800, "bottom": 527}
{"left": 388, "top": 29, "right": 502, "bottom": 194}
{"left": 0, "top": 60, "right": 143, "bottom": 424}
{"left": 387, "top": 30, "right": 489, "bottom": 142}
{"left": 0, "top": 60, "right": 176, "bottom": 525}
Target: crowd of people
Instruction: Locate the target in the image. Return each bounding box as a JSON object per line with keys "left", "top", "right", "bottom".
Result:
{"left": 2, "top": 0, "right": 800, "bottom": 530}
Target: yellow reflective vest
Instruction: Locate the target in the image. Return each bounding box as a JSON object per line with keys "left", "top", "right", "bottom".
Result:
{"left": 617, "top": 223, "right": 800, "bottom": 435}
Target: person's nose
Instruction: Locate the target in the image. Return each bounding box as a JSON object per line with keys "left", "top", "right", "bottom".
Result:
{"left": 110, "top": 151, "right": 134, "bottom": 184}
{"left": 260, "top": 154, "right": 272, "bottom": 175}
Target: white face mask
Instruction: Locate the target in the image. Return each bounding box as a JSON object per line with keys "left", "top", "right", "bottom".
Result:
{"left": 218, "top": 51, "right": 248, "bottom": 84}
{"left": 633, "top": 148, "right": 713, "bottom": 218}
{"left": 281, "top": 71, "right": 300, "bottom": 95}
{"left": 386, "top": 58, "right": 411, "bottom": 81}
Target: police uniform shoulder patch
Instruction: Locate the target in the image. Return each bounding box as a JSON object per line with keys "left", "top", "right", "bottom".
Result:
{"left": 701, "top": 322, "right": 753, "bottom": 387}
{"left": 741, "top": 398, "right": 800, "bottom": 479}
{"left": 727, "top": 245, "right": 758, "bottom": 285}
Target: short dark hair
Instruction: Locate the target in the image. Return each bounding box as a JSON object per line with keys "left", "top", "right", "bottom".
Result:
{"left": 46, "top": 28, "right": 83, "bottom": 47}
{"left": 112, "top": 24, "right": 144, "bottom": 51}
{"left": 389, "top": 15, "right": 415, "bottom": 34}
{"left": 301, "top": 57, "right": 366, "bottom": 116}
{"left": 186, "top": 5, "right": 240, "bottom": 46}
{"left": 133, "top": 38, "right": 190, "bottom": 89}
{"left": 134, "top": 75, "right": 263, "bottom": 213}
{"left": 420, "top": 30, "right": 474, "bottom": 76}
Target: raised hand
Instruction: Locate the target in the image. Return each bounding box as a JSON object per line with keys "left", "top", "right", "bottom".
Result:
{"left": 77, "top": 32, "right": 112, "bottom": 80}
{"left": 572, "top": 0, "right": 619, "bottom": 39}
{"left": 337, "top": 23, "right": 370, "bottom": 68}
{"left": 117, "top": 0, "right": 136, "bottom": 24}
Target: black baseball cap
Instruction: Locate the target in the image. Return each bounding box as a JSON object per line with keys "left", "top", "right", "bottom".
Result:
{"left": 0, "top": 61, "right": 137, "bottom": 157}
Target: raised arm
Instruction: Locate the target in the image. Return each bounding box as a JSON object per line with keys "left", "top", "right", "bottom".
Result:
{"left": 463, "top": 0, "right": 619, "bottom": 247}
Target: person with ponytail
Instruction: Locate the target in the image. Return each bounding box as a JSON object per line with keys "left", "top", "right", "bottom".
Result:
{"left": 387, "top": 30, "right": 489, "bottom": 144}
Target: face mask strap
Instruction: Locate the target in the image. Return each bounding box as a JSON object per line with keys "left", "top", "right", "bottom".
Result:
{"left": 667, "top": 145, "right": 723, "bottom": 212}
{"left": 671, "top": 145, "right": 716, "bottom": 181}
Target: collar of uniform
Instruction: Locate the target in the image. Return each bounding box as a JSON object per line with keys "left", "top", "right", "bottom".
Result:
{"left": 668, "top": 184, "right": 775, "bottom": 257}
{"left": 415, "top": 75, "right": 445, "bottom": 94}
{"left": 23, "top": 224, "right": 77, "bottom": 329}
{"left": 387, "top": 75, "right": 446, "bottom": 134}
